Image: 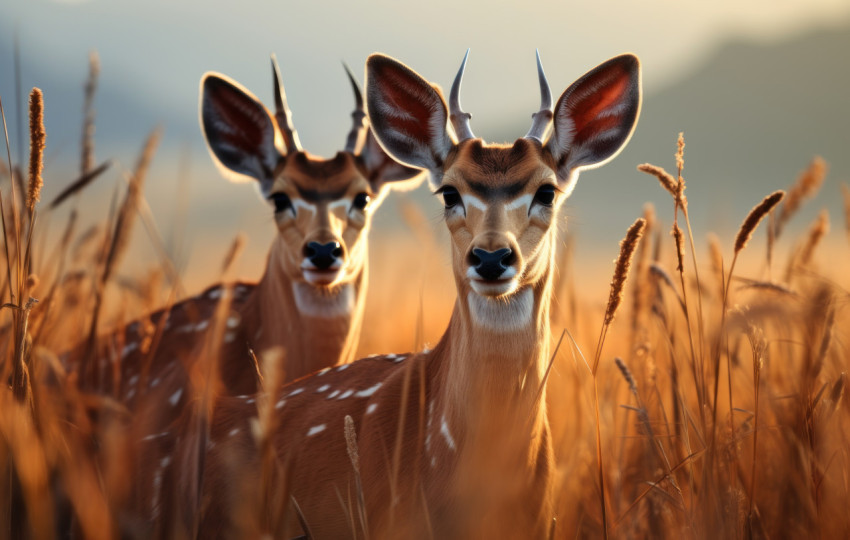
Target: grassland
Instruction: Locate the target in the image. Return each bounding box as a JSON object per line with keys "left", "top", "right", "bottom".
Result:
{"left": 1, "top": 64, "right": 848, "bottom": 539}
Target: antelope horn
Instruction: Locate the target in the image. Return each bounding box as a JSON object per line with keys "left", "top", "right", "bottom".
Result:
{"left": 342, "top": 62, "right": 367, "bottom": 154}
{"left": 271, "top": 53, "right": 302, "bottom": 153}
{"left": 524, "top": 50, "right": 553, "bottom": 143}
{"left": 449, "top": 49, "right": 475, "bottom": 142}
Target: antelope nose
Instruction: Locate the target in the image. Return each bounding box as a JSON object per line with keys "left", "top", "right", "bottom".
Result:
{"left": 304, "top": 241, "right": 342, "bottom": 270}
{"left": 469, "top": 247, "right": 514, "bottom": 281}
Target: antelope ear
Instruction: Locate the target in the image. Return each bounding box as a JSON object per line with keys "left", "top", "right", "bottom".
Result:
{"left": 366, "top": 54, "right": 454, "bottom": 189}
{"left": 546, "top": 54, "right": 641, "bottom": 188}
{"left": 199, "top": 72, "right": 283, "bottom": 197}
{"left": 359, "top": 129, "right": 425, "bottom": 193}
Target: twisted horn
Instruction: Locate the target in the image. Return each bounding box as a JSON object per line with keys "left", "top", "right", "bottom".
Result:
{"left": 342, "top": 62, "right": 367, "bottom": 154}
{"left": 524, "top": 50, "right": 553, "bottom": 143}
{"left": 271, "top": 53, "right": 302, "bottom": 153}
{"left": 449, "top": 49, "right": 475, "bottom": 142}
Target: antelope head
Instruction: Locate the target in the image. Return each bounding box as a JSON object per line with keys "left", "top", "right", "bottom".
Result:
{"left": 200, "top": 58, "right": 421, "bottom": 289}
{"left": 366, "top": 51, "right": 641, "bottom": 329}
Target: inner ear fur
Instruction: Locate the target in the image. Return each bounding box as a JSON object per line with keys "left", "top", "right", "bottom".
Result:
{"left": 365, "top": 54, "right": 454, "bottom": 183}
{"left": 545, "top": 54, "right": 641, "bottom": 184}
{"left": 199, "top": 73, "right": 283, "bottom": 196}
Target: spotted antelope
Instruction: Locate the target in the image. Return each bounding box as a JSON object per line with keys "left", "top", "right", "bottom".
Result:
{"left": 157, "top": 51, "right": 641, "bottom": 538}
{"left": 69, "top": 59, "right": 420, "bottom": 407}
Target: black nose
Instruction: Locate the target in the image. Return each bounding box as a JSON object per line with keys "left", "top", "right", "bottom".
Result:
{"left": 469, "top": 247, "right": 514, "bottom": 281}
{"left": 304, "top": 241, "right": 342, "bottom": 270}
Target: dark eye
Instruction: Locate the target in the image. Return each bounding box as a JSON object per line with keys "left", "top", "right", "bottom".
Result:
{"left": 533, "top": 185, "right": 556, "bottom": 207}
{"left": 441, "top": 187, "right": 461, "bottom": 209}
{"left": 352, "top": 192, "right": 371, "bottom": 211}
{"left": 270, "top": 193, "right": 292, "bottom": 214}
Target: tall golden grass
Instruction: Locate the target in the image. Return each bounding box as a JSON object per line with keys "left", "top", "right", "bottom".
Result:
{"left": 0, "top": 64, "right": 848, "bottom": 539}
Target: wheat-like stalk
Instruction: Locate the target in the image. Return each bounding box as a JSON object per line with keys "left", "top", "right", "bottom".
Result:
{"left": 26, "top": 88, "right": 45, "bottom": 214}
{"left": 775, "top": 156, "right": 827, "bottom": 238}
{"left": 799, "top": 210, "right": 829, "bottom": 267}
{"left": 81, "top": 51, "right": 100, "bottom": 177}
{"left": 637, "top": 164, "right": 677, "bottom": 198}
{"left": 603, "top": 218, "right": 648, "bottom": 329}
{"left": 734, "top": 190, "right": 785, "bottom": 254}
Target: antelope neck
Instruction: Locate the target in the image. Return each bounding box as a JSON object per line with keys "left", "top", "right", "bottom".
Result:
{"left": 435, "top": 258, "right": 554, "bottom": 451}
{"left": 241, "top": 237, "right": 366, "bottom": 379}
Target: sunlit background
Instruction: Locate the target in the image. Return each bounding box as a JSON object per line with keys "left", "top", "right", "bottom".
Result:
{"left": 2, "top": 0, "right": 849, "bottom": 305}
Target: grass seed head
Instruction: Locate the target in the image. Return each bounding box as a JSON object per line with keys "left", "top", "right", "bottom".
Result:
{"left": 734, "top": 190, "right": 785, "bottom": 254}
{"left": 27, "top": 88, "right": 46, "bottom": 213}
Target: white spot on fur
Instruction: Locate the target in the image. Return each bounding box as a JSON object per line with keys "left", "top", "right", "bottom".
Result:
{"left": 226, "top": 315, "right": 240, "bottom": 329}
{"left": 317, "top": 384, "right": 330, "bottom": 393}
{"left": 307, "top": 424, "right": 326, "bottom": 437}
{"left": 208, "top": 287, "right": 222, "bottom": 300}
{"left": 441, "top": 415, "right": 457, "bottom": 451}
{"left": 366, "top": 403, "right": 378, "bottom": 414}
{"left": 288, "top": 387, "right": 304, "bottom": 397}
{"left": 337, "top": 389, "right": 354, "bottom": 400}
{"left": 122, "top": 342, "right": 139, "bottom": 358}
{"left": 224, "top": 331, "right": 237, "bottom": 343}
{"left": 169, "top": 389, "right": 183, "bottom": 406}
{"left": 425, "top": 400, "right": 434, "bottom": 453}
{"left": 467, "top": 287, "right": 533, "bottom": 332}
{"left": 327, "top": 390, "right": 340, "bottom": 399}
{"left": 161, "top": 456, "right": 171, "bottom": 467}
{"left": 355, "top": 383, "right": 382, "bottom": 398}
{"left": 127, "top": 374, "right": 139, "bottom": 386}
{"left": 151, "top": 377, "right": 161, "bottom": 388}
{"left": 229, "top": 428, "right": 240, "bottom": 437}
{"left": 317, "top": 367, "right": 330, "bottom": 376}
{"left": 195, "top": 320, "right": 210, "bottom": 332}
{"left": 275, "top": 399, "right": 286, "bottom": 410}
{"left": 292, "top": 282, "right": 354, "bottom": 318}
{"left": 336, "top": 364, "right": 350, "bottom": 372}
{"left": 142, "top": 432, "right": 170, "bottom": 442}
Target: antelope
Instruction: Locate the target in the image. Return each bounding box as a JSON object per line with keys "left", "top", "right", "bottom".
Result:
{"left": 69, "top": 58, "right": 420, "bottom": 405}
{"left": 157, "top": 51, "right": 641, "bottom": 538}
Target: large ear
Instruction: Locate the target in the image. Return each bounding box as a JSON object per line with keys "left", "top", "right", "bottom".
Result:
{"left": 545, "top": 54, "right": 641, "bottom": 187}
{"left": 366, "top": 54, "right": 454, "bottom": 189}
{"left": 199, "top": 72, "right": 282, "bottom": 197}
{"left": 359, "top": 129, "right": 425, "bottom": 193}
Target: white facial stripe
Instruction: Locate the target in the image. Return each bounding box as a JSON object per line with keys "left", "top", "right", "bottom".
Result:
{"left": 292, "top": 199, "right": 317, "bottom": 215}
{"left": 463, "top": 194, "right": 487, "bottom": 212}
{"left": 328, "top": 199, "right": 350, "bottom": 212}
{"left": 467, "top": 287, "right": 534, "bottom": 332}
{"left": 505, "top": 193, "right": 533, "bottom": 212}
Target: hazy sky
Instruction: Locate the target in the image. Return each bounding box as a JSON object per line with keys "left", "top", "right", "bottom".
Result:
{"left": 4, "top": 0, "right": 850, "bottom": 154}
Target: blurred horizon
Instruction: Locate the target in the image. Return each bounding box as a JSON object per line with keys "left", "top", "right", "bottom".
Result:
{"left": 1, "top": 0, "right": 849, "bottom": 302}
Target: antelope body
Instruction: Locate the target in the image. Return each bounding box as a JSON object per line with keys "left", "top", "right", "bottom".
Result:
{"left": 159, "top": 51, "right": 641, "bottom": 538}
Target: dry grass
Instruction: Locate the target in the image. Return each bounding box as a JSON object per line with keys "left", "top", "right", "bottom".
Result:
{"left": 0, "top": 68, "right": 849, "bottom": 540}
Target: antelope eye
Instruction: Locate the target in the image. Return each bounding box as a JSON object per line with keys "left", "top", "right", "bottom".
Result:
{"left": 270, "top": 193, "right": 293, "bottom": 214}
{"left": 441, "top": 187, "right": 461, "bottom": 209}
{"left": 533, "top": 185, "right": 556, "bottom": 207}
{"left": 352, "top": 192, "right": 371, "bottom": 211}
